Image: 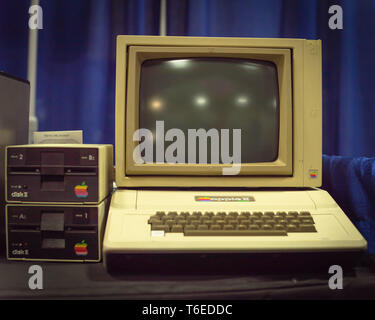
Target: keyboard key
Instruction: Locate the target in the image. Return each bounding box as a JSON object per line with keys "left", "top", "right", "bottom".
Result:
{"left": 229, "top": 212, "right": 238, "bottom": 217}
{"left": 192, "top": 211, "right": 202, "bottom": 217}
{"left": 223, "top": 225, "right": 234, "bottom": 230}
{"left": 252, "top": 212, "right": 263, "bottom": 218}
{"left": 262, "top": 224, "right": 273, "bottom": 230}
{"left": 167, "top": 211, "right": 178, "bottom": 217}
{"left": 177, "top": 219, "right": 187, "bottom": 225}
{"left": 286, "top": 224, "right": 298, "bottom": 232}
{"left": 171, "top": 225, "right": 183, "bottom": 233}
{"left": 276, "top": 211, "right": 287, "bottom": 217}
{"left": 152, "top": 224, "right": 169, "bottom": 232}
{"left": 237, "top": 224, "right": 247, "bottom": 230}
{"left": 301, "top": 218, "right": 314, "bottom": 224}
{"left": 277, "top": 219, "right": 288, "bottom": 225}
{"left": 248, "top": 224, "right": 260, "bottom": 230}
{"left": 165, "top": 219, "right": 175, "bottom": 226}
{"left": 264, "top": 219, "right": 275, "bottom": 226}
{"left": 210, "top": 224, "right": 221, "bottom": 230}
{"left": 148, "top": 218, "right": 162, "bottom": 224}
{"left": 290, "top": 219, "right": 300, "bottom": 225}
{"left": 197, "top": 224, "right": 209, "bottom": 230}
{"left": 227, "top": 219, "right": 237, "bottom": 226}
{"left": 184, "top": 224, "right": 196, "bottom": 231}
{"left": 274, "top": 224, "right": 285, "bottom": 231}
{"left": 156, "top": 211, "right": 165, "bottom": 218}
{"left": 264, "top": 211, "right": 275, "bottom": 217}
{"left": 202, "top": 219, "right": 212, "bottom": 226}
{"left": 184, "top": 230, "right": 287, "bottom": 236}
{"left": 240, "top": 212, "right": 251, "bottom": 217}
{"left": 288, "top": 211, "right": 298, "bottom": 217}
{"left": 299, "top": 211, "right": 311, "bottom": 217}
{"left": 190, "top": 219, "right": 200, "bottom": 226}
{"left": 216, "top": 212, "right": 226, "bottom": 217}
{"left": 204, "top": 212, "right": 214, "bottom": 217}
{"left": 240, "top": 219, "right": 251, "bottom": 226}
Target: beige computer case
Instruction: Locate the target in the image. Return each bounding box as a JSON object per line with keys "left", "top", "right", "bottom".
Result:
{"left": 6, "top": 198, "right": 108, "bottom": 262}
{"left": 6, "top": 144, "right": 114, "bottom": 204}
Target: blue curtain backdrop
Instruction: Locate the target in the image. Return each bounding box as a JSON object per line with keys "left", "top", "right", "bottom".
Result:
{"left": 0, "top": 1, "right": 30, "bottom": 79}
{"left": 0, "top": 0, "right": 374, "bottom": 156}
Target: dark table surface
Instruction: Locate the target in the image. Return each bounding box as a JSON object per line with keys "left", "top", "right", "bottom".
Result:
{"left": 1, "top": 254, "right": 375, "bottom": 300}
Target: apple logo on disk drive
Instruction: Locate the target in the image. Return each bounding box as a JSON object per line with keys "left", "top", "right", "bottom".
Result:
{"left": 74, "top": 182, "right": 88, "bottom": 198}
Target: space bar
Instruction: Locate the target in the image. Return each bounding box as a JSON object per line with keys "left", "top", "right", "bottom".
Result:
{"left": 184, "top": 230, "right": 287, "bottom": 236}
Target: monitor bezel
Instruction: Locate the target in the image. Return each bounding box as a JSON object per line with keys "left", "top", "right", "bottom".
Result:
{"left": 125, "top": 46, "right": 292, "bottom": 176}
{"left": 115, "top": 36, "right": 322, "bottom": 188}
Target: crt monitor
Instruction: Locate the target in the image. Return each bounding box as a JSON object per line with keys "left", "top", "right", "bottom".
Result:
{"left": 114, "top": 36, "right": 322, "bottom": 188}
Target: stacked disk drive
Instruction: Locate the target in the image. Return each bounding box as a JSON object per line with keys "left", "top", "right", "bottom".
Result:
{"left": 5, "top": 144, "right": 113, "bottom": 262}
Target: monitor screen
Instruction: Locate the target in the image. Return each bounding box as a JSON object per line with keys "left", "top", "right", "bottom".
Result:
{"left": 139, "top": 58, "right": 279, "bottom": 164}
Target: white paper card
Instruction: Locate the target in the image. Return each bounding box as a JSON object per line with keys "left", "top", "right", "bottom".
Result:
{"left": 33, "top": 130, "right": 83, "bottom": 144}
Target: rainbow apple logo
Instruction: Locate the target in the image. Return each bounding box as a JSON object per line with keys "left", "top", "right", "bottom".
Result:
{"left": 74, "top": 240, "right": 88, "bottom": 256}
{"left": 74, "top": 182, "right": 88, "bottom": 198}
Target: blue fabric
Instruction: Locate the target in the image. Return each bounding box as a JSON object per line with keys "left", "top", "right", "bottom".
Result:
{"left": 322, "top": 155, "right": 375, "bottom": 253}
{"left": 0, "top": 0, "right": 30, "bottom": 79}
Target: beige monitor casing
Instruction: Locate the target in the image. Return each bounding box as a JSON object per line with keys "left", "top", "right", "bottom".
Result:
{"left": 115, "top": 36, "right": 322, "bottom": 188}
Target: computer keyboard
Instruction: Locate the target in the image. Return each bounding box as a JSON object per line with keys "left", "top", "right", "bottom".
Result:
{"left": 148, "top": 211, "right": 317, "bottom": 236}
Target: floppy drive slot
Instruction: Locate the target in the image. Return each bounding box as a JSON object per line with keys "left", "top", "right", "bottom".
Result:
{"left": 40, "top": 212, "right": 66, "bottom": 249}
{"left": 41, "top": 174, "right": 65, "bottom": 191}
{"left": 8, "top": 166, "right": 40, "bottom": 175}
{"left": 64, "top": 167, "right": 97, "bottom": 175}
{"left": 42, "top": 238, "right": 65, "bottom": 249}
{"left": 41, "top": 212, "right": 65, "bottom": 231}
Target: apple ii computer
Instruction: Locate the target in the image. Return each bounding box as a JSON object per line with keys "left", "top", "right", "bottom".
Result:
{"left": 103, "top": 36, "right": 366, "bottom": 273}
